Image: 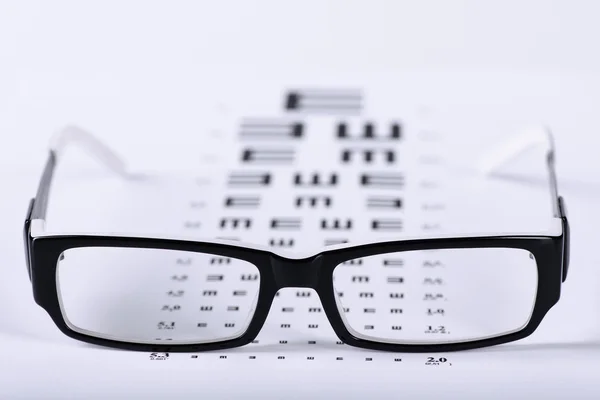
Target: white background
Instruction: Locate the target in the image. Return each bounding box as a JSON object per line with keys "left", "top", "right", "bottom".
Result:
{"left": 2, "top": 1, "right": 600, "bottom": 399}
{"left": 2, "top": 0, "right": 600, "bottom": 170}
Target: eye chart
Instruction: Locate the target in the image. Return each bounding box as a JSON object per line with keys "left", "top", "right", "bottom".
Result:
{"left": 155, "top": 88, "right": 449, "bottom": 352}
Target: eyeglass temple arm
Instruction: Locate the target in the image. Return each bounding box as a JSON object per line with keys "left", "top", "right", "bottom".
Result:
{"left": 477, "top": 126, "right": 569, "bottom": 281}
{"left": 477, "top": 126, "right": 564, "bottom": 219}
{"left": 26, "top": 125, "right": 570, "bottom": 279}
{"left": 29, "top": 125, "right": 128, "bottom": 222}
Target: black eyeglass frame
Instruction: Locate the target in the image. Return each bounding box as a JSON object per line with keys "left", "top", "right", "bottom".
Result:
{"left": 23, "top": 126, "right": 570, "bottom": 353}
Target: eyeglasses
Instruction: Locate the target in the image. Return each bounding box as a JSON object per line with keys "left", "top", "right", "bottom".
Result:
{"left": 24, "top": 125, "right": 569, "bottom": 353}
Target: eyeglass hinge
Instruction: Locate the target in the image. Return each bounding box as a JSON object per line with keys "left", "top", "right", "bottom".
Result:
{"left": 23, "top": 198, "right": 35, "bottom": 281}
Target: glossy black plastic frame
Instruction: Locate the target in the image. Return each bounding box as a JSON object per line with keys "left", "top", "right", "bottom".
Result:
{"left": 23, "top": 128, "right": 570, "bottom": 353}
{"left": 25, "top": 214, "right": 569, "bottom": 353}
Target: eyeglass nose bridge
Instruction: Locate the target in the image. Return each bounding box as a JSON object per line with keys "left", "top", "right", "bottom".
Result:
{"left": 270, "top": 253, "right": 323, "bottom": 289}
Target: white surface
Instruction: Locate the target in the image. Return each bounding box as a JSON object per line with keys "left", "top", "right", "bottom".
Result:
{"left": 1, "top": 2, "right": 600, "bottom": 399}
